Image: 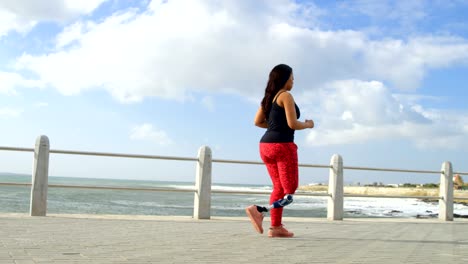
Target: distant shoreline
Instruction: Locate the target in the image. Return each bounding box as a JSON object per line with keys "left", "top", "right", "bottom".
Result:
{"left": 298, "top": 185, "right": 468, "bottom": 205}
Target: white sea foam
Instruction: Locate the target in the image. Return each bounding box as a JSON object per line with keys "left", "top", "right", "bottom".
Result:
{"left": 288, "top": 196, "right": 468, "bottom": 217}
{"left": 166, "top": 184, "right": 195, "bottom": 190}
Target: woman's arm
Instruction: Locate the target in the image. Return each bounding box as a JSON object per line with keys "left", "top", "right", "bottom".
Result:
{"left": 254, "top": 106, "right": 268, "bottom": 128}
{"left": 279, "top": 92, "right": 314, "bottom": 130}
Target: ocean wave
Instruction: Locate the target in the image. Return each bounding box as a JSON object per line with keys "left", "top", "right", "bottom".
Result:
{"left": 165, "top": 184, "right": 196, "bottom": 190}
{"left": 110, "top": 200, "right": 192, "bottom": 209}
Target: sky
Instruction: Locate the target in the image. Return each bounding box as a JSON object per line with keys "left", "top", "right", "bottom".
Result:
{"left": 1, "top": 0, "right": 468, "bottom": 186}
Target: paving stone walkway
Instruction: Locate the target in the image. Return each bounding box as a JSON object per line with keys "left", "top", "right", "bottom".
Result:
{"left": 1, "top": 214, "right": 467, "bottom": 264}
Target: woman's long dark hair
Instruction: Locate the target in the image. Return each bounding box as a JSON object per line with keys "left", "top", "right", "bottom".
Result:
{"left": 261, "top": 64, "right": 293, "bottom": 119}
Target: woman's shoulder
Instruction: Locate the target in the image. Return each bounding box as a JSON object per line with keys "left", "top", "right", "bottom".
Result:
{"left": 278, "top": 90, "right": 294, "bottom": 102}
{"left": 276, "top": 90, "right": 295, "bottom": 108}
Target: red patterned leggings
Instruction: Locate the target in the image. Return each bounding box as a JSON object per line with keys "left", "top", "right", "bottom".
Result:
{"left": 259, "top": 142, "right": 298, "bottom": 227}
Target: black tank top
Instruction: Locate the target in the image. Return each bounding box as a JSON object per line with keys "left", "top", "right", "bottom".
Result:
{"left": 260, "top": 98, "right": 300, "bottom": 143}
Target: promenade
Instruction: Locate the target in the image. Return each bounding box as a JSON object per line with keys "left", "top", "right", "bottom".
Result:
{"left": 1, "top": 214, "right": 467, "bottom": 264}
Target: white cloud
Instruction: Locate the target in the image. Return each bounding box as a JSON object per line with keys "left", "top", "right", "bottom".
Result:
{"left": 130, "top": 123, "right": 172, "bottom": 145}
{"left": 34, "top": 102, "right": 49, "bottom": 108}
{"left": 363, "top": 36, "right": 468, "bottom": 89}
{"left": 63, "top": 0, "right": 109, "bottom": 15}
{"left": 0, "top": 107, "right": 22, "bottom": 118}
{"left": 393, "top": 94, "right": 444, "bottom": 105}
{"left": 0, "top": 0, "right": 109, "bottom": 37}
{"left": 56, "top": 22, "right": 85, "bottom": 49}
{"left": 0, "top": 7, "right": 36, "bottom": 37}
{"left": 0, "top": 72, "right": 20, "bottom": 95}
{"left": 0, "top": 71, "right": 44, "bottom": 95}
{"left": 303, "top": 79, "right": 468, "bottom": 149}
{"left": 341, "top": 111, "right": 354, "bottom": 121}
{"left": 11, "top": 0, "right": 468, "bottom": 103}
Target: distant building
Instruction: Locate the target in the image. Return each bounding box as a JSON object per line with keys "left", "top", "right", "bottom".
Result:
{"left": 454, "top": 174, "right": 464, "bottom": 190}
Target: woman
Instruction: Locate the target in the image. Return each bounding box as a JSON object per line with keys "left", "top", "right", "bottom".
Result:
{"left": 246, "top": 64, "right": 314, "bottom": 238}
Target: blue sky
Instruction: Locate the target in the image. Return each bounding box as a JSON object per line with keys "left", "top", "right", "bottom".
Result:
{"left": 1, "top": 0, "right": 468, "bottom": 185}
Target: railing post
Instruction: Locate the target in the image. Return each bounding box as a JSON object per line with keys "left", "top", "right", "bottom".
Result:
{"left": 327, "top": 154, "right": 343, "bottom": 220}
{"left": 194, "top": 146, "right": 212, "bottom": 219}
{"left": 328, "top": 154, "right": 343, "bottom": 220}
{"left": 30, "top": 135, "right": 50, "bottom": 216}
{"left": 439, "top": 161, "right": 453, "bottom": 221}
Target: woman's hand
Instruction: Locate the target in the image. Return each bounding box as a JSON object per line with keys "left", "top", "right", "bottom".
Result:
{"left": 254, "top": 106, "right": 268, "bottom": 128}
{"left": 304, "top": 119, "right": 314, "bottom": 129}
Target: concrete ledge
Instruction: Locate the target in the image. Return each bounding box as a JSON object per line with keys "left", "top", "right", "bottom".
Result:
{"left": 2, "top": 213, "right": 468, "bottom": 223}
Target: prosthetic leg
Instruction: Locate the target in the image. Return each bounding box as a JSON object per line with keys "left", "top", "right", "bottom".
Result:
{"left": 246, "top": 194, "right": 294, "bottom": 234}
{"left": 256, "top": 194, "right": 294, "bottom": 213}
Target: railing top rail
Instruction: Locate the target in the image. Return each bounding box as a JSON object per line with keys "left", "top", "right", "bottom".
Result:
{"left": 1, "top": 146, "right": 467, "bottom": 175}
{"left": 0, "top": 146, "right": 198, "bottom": 161}
{"left": 50, "top": 149, "right": 198, "bottom": 162}
{"left": 212, "top": 158, "right": 263, "bottom": 165}
{"left": 212, "top": 158, "right": 330, "bottom": 169}
{"left": 343, "top": 166, "right": 442, "bottom": 174}
{"left": 0, "top": 146, "right": 34, "bottom": 152}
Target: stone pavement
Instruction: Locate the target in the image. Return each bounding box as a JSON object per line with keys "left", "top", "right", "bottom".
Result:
{"left": 1, "top": 213, "right": 468, "bottom": 264}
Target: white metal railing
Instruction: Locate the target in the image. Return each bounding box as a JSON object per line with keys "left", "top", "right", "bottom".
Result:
{"left": 1, "top": 135, "right": 467, "bottom": 221}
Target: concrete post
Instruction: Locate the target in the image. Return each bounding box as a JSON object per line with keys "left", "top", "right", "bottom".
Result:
{"left": 328, "top": 154, "right": 343, "bottom": 220}
{"left": 439, "top": 161, "right": 453, "bottom": 221}
{"left": 30, "top": 135, "right": 50, "bottom": 216}
{"left": 194, "top": 146, "right": 212, "bottom": 219}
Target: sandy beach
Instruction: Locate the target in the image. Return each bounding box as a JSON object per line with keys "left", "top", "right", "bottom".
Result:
{"left": 298, "top": 185, "right": 468, "bottom": 204}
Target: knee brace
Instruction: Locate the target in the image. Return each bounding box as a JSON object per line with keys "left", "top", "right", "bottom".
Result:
{"left": 272, "top": 194, "right": 294, "bottom": 209}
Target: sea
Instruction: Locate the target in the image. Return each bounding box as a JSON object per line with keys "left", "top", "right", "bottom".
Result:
{"left": 2, "top": 173, "right": 468, "bottom": 218}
